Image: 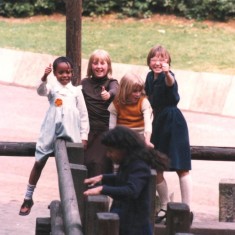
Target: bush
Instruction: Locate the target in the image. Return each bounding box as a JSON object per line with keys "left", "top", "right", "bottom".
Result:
{"left": 0, "top": 0, "right": 234, "bottom": 21}
{"left": 0, "top": 0, "right": 64, "bottom": 17}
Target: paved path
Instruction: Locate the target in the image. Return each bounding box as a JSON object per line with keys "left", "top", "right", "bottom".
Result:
{"left": 1, "top": 84, "right": 235, "bottom": 234}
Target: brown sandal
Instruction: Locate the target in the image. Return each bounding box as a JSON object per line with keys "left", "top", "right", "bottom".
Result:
{"left": 19, "top": 199, "right": 34, "bottom": 216}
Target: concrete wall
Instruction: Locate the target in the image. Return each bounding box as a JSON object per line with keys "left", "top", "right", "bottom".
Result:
{"left": 1, "top": 48, "right": 235, "bottom": 117}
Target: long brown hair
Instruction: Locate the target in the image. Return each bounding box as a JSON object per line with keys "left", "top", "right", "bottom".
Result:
{"left": 114, "top": 72, "right": 145, "bottom": 106}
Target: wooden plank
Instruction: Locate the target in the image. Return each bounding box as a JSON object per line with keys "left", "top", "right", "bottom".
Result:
{"left": 84, "top": 195, "right": 109, "bottom": 235}
{"left": 54, "top": 139, "right": 83, "bottom": 235}
{"left": 66, "top": 142, "right": 84, "bottom": 164}
{"left": 70, "top": 163, "right": 87, "bottom": 225}
{"left": 150, "top": 169, "right": 157, "bottom": 231}
{"left": 35, "top": 217, "right": 51, "bottom": 235}
{"left": 165, "top": 202, "right": 191, "bottom": 235}
{"left": 50, "top": 200, "right": 65, "bottom": 235}
{"left": 96, "top": 212, "right": 119, "bottom": 235}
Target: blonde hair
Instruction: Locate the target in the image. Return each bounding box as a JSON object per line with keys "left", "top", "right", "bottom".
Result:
{"left": 86, "top": 49, "right": 112, "bottom": 78}
{"left": 114, "top": 72, "right": 145, "bottom": 105}
{"left": 147, "top": 45, "right": 171, "bottom": 68}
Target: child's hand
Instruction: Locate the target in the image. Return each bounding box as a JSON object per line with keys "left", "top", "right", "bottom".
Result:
{"left": 161, "top": 61, "right": 170, "bottom": 74}
{"left": 145, "top": 141, "right": 154, "bottom": 148}
{"left": 101, "top": 86, "right": 111, "bottom": 101}
{"left": 83, "top": 186, "right": 103, "bottom": 196}
{"left": 45, "top": 64, "right": 52, "bottom": 75}
{"left": 41, "top": 64, "right": 52, "bottom": 82}
{"left": 82, "top": 140, "right": 88, "bottom": 150}
{"left": 84, "top": 175, "right": 103, "bottom": 186}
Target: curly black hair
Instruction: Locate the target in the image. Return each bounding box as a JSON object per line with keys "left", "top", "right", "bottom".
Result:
{"left": 101, "top": 126, "right": 169, "bottom": 171}
{"left": 52, "top": 56, "right": 73, "bottom": 71}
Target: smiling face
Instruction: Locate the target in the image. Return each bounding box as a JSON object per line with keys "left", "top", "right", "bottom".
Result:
{"left": 91, "top": 59, "right": 109, "bottom": 78}
{"left": 54, "top": 62, "right": 73, "bottom": 86}
{"left": 147, "top": 45, "right": 171, "bottom": 75}
{"left": 127, "top": 86, "right": 142, "bottom": 104}
{"left": 149, "top": 55, "right": 167, "bottom": 74}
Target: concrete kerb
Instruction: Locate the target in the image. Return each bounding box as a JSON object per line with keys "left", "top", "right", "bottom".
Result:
{"left": 1, "top": 47, "right": 235, "bottom": 117}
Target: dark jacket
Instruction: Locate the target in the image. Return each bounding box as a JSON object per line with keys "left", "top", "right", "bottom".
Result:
{"left": 101, "top": 159, "right": 152, "bottom": 235}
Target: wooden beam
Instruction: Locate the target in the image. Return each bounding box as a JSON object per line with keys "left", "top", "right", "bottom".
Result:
{"left": 54, "top": 139, "right": 83, "bottom": 235}
{"left": 50, "top": 200, "right": 65, "bottom": 235}
{"left": 191, "top": 146, "right": 235, "bottom": 161}
{"left": 65, "top": 0, "right": 82, "bottom": 85}
{"left": 1, "top": 142, "right": 235, "bottom": 161}
{"left": 0, "top": 142, "right": 36, "bottom": 156}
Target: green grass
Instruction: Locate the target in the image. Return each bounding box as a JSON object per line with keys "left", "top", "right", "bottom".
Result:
{"left": 0, "top": 15, "right": 235, "bottom": 74}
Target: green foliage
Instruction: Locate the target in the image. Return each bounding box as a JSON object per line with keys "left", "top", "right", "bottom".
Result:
{"left": 159, "top": 0, "right": 235, "bottom": 21}
{"left": 0, "top": 0, "right": 234, "bottom": 21}
{"left": 0, "top": 0, "right": 64, "bottom": 17}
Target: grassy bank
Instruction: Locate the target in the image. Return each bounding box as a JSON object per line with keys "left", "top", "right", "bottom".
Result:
{"left": 0, "top": 14, "right": 234, "bottom": 74}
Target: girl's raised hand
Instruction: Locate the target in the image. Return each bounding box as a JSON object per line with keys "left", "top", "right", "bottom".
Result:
{"left": 45, "top": 64, "right": 52, "bottom": 75}
{"left": 161, "top": 60, "right": 170, "bottom": 74}
{"left": 41, "top": 64, "right": 52, "bottom": 82}
{"left": 101, "top": 86, "right": 111, "bottom": 101}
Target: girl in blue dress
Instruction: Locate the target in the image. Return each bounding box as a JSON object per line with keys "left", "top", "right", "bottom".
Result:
{"left": 145, "top": 45, "right": 192, "bottom": 223}
{"left": 19, "top": 56, "right": 89, "bottom": 216}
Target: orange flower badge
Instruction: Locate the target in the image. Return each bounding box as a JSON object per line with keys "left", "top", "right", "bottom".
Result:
{"left": 55, "top": 98, "right": 63, "bottom": 107}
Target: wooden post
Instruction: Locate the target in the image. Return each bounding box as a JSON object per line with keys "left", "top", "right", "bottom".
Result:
{"left": 0, "top": 142, "right": 36, "bottom": 156}
{"left": 165, "top": 202, "right": 191, "bottom": 235}
{"left": 84, "top": 195, "right": 110, "bottom": 235}
{"left": 150, "top": 169, "right": 157, "bottom": 231}
{"left": 96, "top": 212, "right": 119, "bottom": 235}
{"left": 66, "top": 142, "right": 84, "bottom": 164}
{"left": 70, "top": 163, "right": 88, "bottom": 225}
{"left": 54, "top": 139, "right": 83, "bottom": 235}
{"left": 65, "top": 0, "right": 82, "bottom": 85}
{"left": 219, "top": 178, "right": 235, "bottom": 222}
{"left": 35, "top": 217, "right": 51, "bottom": 235}
{"left": 50, "top": 200, "right": 65, "bottom": 235}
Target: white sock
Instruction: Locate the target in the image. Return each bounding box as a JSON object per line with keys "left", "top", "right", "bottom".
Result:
{"left": 25, "top": 184, "right": 36, "bottom": 200}
{"left": 156, "top": 179, "right": 169, "bottom": 211}
{"left": 179, "top": 174, "right": 192, "bottom": 207}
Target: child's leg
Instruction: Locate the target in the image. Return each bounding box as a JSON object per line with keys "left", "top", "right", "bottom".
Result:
{"left": 177, "top": 170, "right": 192, "bottom": 207}
{"left": 19, "top": 158, "right": 48, "bottom": 216}
{"left": 156, "top": 173, "right": 169, "bottom": 211}
{"left": 155, "top": 172, "right": 169, "bottom": 223}
{"left": 178, "top": 170, "right": 193, "bottom": 224}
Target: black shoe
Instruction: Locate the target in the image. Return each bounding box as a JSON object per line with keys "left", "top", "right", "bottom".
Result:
{"left": 19, "top": 199, "right": 34, "bottom": 216}
{"left": 155, "top": 209, "right": 167, "bottom": 224}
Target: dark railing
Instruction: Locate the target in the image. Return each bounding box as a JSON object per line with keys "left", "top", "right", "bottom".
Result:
{"left": 1, "top": 142, "right": 235, "bottom": 161}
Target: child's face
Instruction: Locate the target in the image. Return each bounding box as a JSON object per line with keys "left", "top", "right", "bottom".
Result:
{"left": 54, "top": 62, "right": 72, "bottom": 86}
{"left": 91, "top": 59, "right": 108, "bottom": 78}
{"left": 127, "top": 88, "right": 142, "bottom": 104}
{"left": 106, "top": 147, "right": 126, "bottom": 164}
{"left": 149, "top": 54, "right": 168, "bottom": 74}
